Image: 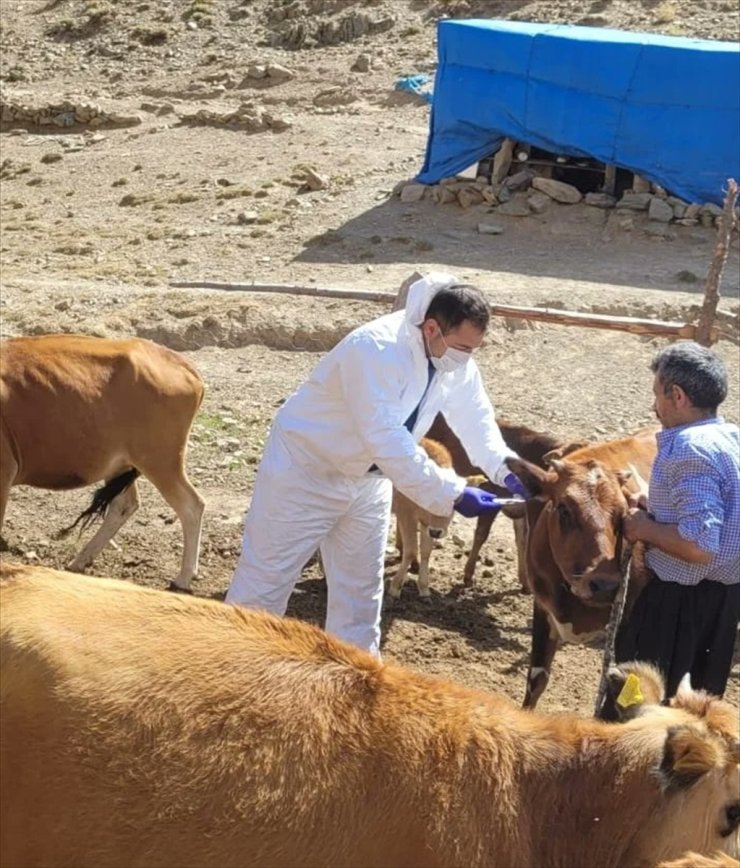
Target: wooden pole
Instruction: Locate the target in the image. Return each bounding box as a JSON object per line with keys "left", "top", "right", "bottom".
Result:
{"left": 168, "top": 281, "right": 720, "bottom": 343}
{"left": 695, "top": 178, "right": 738, "bottom": 347}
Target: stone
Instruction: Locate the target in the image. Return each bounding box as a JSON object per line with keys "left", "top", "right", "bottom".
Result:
{"left": 644, "top": 221, "right": 675, "bottom": 239}
{"left": 675, "top": 217, "right": 699, "bottom": 227}
{"left": 531, "top": 176, "right": 582, "bottom": 204}
{"left": 351, "top": 54, "right": 371, "bottom": 73}
{"left": 266, "top": 63, "right": 294, "bottom": 82}
{"left": 631, "top": 174, "right": 651, "bottom": 193}
{"left": 527, "top": 192, "right": 550, "bottom": 214}
{"left": 504, "top": 169, "right": 533, "bottom": 191}
{"left": 400, "top": 183, "right": 426, "bottom": 203}
{"left": 303, "top": 169, "right": 329, "bottom": 192}
{"left": 497, "top": 185, "right": 512, "bottom": 203}
{"left": 584, "top": 192, "right": 616, "bottom": 208}
{"left": 237, "top": 210, "right": 259, "bottom": 224}
{"left": 672, "top": 203, "right": 688, "bottom": 219}
{"left": 477, "top": 222, "right": 505, "bottom": 235}
{"left": 246, "top": 63, "right": 267, "bottom": 79}
{"left": 457, "top": 187, "right": 484, "bottom": 209}
{"left": 481, "top": 186, "right": 498, "bottom": 204}
{"left": 434, "top": 186, "right": 457, "bottom": 205}
{"left": 701, "top": 203, "right": 723, "bottom": 217}
{"left": 496, "top": 198, "right": 531, "bottom": 217}
{"left": 616, "top": 192, "right": 652, "bottom": 211}
{"left": 648, "top": 197, "right": 674, "bottom": 223}
{"left": 685, "top": 204, "right": 701, "bottom": 219}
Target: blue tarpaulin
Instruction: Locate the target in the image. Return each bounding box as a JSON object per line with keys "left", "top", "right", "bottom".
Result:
{"left": 417, "top": 20, "right": 740, "bottom": 205}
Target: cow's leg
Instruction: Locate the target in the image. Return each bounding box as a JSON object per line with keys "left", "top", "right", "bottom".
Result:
{"left": 523, "top": 602, "right": 559, "bottom": 709}
{"left": 388, "top": 511, "right": 418, "bottom": 599}
{"left": 512, "top": 517, "right": 531, "bottom": 593}
{"left": 67, "top": 481, "right": 140, "bottom": 572}
{"left": 140, "top": 463, "right": 205, "bottom": 591}
{"left": 0, "top": 428, "right": 18, "bottom": 538}
{"left": 463, "top": 512, "right": 496, "bottom": 586}
{"left": 417, "top": 528, "right": 435, "bottom": 598}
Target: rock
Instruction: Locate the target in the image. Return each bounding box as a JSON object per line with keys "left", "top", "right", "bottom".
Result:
{"left": 266, "top": 63, "right": 294, "bottom": 81}
{"left": 481, "top": 186, "right": 498, "bottom": 204}
{"left": 675, "top": 269, "right": 699, "bottom": 283}
{"left": 531, "top": 176, "right": 582, "bottom": 204}
{"left": 648, "top": 197, "right": 674, "bottom": 223}
{"left": 616, "top": 192, "right": 652, "bottom": 211}
{"left": 676, "top": 217, "right": 699, "bottom": 227}
{"left": 237, "top": 210, "right": 259, "bottom": 224}
{"left": 527, "top": 191, "right": 550, "bottom": 214}
{"left": 433, "top": 185, "right": 457, "bottom": 205}
{"left": 701, "top": 203, "right": 723, "bottom": 217}
{"left": 400, "top": 183, "right": 426, "bottom": 203}
{"left": 313, "top": 86, "right": 356, "bottom": 107}
{"left": 644, "top": 221, "right": 675, "bottom": 239}
{"left": 685, "top": 204, "right": 701, "bottom": 219}
{"left": 246, "top": 63, "right": 267, "bottom": 79}
{"left": 107, "top": 112, "right": 143, "bottom": 127}
{"left": 584, "top": 192, "right": 616, "bottom": 208}
{"left": 504, "top": 169, "right": 534, "bottom": 191}
{"left": 457, "top": 187, "right": 484, "bottom": 209}
{"left": 672, "top": 202, "right": 688, "bottom": 219}
{"left": 496, "top": 198, "right": 531, "bottom": 217}
{"left": 631, "top": 174, "right": 651, "bottom": 194}
{"left": 497, "top": 185, "right": 512, "bottom": 203}
{"left": 351, "top": 54, "right": 371, "bottom": 73}
{"left": 477, "top": 222, "right": 505, "bottom": 235}
{"left": 304, "top": 168, "right": 329, "bottom": 191}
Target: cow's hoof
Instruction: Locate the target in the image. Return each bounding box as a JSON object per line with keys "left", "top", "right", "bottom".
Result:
{"left": 167, "top": 582, "right": 193, "bottom": 595}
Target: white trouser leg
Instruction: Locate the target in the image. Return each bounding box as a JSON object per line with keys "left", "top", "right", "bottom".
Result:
{"left": 321, "top": 476, "right": 392, "bottom": 657}
{"left": 226, "top": 428, "right": 348, "bottom": 613}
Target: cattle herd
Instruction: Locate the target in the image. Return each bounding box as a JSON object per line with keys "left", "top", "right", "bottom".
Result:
{"left": 0, "top": 334, "right": 738, "bottom": 868}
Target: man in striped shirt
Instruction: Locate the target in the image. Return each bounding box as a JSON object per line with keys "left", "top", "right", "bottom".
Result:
{"left": 616, "top": 341, "right": 739, "bottom": 698}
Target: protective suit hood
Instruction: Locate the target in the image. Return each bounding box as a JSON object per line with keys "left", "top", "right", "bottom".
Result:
{"left": 403, "top": 272, "right": 459, "bottom": 331}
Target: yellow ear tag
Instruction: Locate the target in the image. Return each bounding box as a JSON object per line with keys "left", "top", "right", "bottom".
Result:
{"left": 616, "top": 672, "right": 645, "bottom": 709}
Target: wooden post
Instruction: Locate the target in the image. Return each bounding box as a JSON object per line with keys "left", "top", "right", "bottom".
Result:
{"left": 695, "top": 178, "right": 738, "bottom": 347}
{"left": 603, "top": 164, "right": 617, "bottom": 196}
{"left": 491, "top": 138, "right": 514, "bottom": 185}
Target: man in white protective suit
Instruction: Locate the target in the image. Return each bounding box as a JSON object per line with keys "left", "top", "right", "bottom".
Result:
{"left": 226, "top": 272, "right": 528, "bottom": 656}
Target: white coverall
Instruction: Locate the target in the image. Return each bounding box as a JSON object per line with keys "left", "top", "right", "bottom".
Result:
{"left": 226, "top": 273, "right": 516, "bottom": 656}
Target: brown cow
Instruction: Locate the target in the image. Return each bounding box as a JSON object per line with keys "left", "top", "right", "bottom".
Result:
{"left": 658, "top": 854, "right": 740, "bottom": 868}
{"left": 2, "top": 563, "right": 738, "bottom": 868}
{"left": 389, "top": 437, "right": 459, "bottom": 600}
{"left": 0, "top": 335, "right": 205, "bottom": 591}
{"left": 425, "top": 412, "right": 586, "bottom": 587}
{"left": 506, "top": 427, "right": 658, "bottom": 708}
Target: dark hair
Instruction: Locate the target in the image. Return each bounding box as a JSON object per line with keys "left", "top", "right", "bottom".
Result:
{"left": 650, "top": 341, "right": 728, "bottom": 411}
{"left": 424, "top": 284, "right": 490, "bottom": 333}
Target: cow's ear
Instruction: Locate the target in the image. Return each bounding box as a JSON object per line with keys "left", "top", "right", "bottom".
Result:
{"left": 616, "top": 469, "right": 633, "bottom": 484}
{"left": 660, "top": 725, "right": 721, "bottom": 791}
{"left": 506, "top": 456, "right": 552, "bottom": 495}
{"left": 543, "top": 447, "right": 564, "bottom": 465}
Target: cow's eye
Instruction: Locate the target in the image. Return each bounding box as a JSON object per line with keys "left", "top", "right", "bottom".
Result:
{"left": 557, "top": 503, "right": 573, "bottom": 528}
{"left": 722, "top": 801, "right": 740, "bottom": 836}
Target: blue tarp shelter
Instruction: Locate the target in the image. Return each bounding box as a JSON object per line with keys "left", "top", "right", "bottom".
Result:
{"left": 417, "top": 20, "right": 740, "bottom": 205}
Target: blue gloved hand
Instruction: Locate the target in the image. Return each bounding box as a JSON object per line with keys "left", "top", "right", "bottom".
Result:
{"left": 454, "top": 487, "right": 506, "bottom": 519}
{"left": 503, "top": 472, "right": 529, "bottom": 500}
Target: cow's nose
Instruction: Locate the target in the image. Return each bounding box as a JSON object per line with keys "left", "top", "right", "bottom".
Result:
{"left": 589, "top": 577, "right": 619, "bottom": 595}
{"left": 429, "top": 528, "right": 444, "bottom": 539}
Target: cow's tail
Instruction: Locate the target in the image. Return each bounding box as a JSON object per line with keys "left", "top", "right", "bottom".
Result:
{"left": 56, "top": 469, "right": 141, "bottom": 539}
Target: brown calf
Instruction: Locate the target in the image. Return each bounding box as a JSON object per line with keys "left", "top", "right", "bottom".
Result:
{"left": 389, "top": 437, "right": 457, "bottom": 599}
{"left": 0, "top": 335, "right": 205, "bottom": 590}
{"left": 1, "top": 564, "right": 738, "bottom": 868}
{"left": 425, "top": 412, "right": 586, "bottom": 587}
{"left": 507, "top": 427, "right": 658, "bottom": 708}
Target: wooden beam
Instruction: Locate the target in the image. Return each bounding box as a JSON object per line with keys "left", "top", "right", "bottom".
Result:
{"left": 487, "top": 302, "right": 707, "bottom": 341}
{"left": 168, "top": 280, "right": 721, "bottom": 343}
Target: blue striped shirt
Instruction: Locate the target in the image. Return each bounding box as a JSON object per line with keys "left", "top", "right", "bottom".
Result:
{"left": 646, "top": 417, "right": 740, "bottom": 586}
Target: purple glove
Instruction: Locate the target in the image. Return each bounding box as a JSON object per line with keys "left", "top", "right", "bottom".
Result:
{"left": 454, "top": 487, "right": 506, "bottom": 519}
{"left": 503, "top": 472, "right": 529, "bottom": 500}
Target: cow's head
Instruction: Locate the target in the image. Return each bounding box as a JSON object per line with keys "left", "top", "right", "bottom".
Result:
{"left": 622, "top": 678, "right": 740, "bottom": 865}
{"left": 507, "top": 454, "right": 635, "bottom": 606}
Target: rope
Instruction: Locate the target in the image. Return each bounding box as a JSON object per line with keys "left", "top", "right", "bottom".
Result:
{"left": 593, "top": 537, "right": 633, "bottom": 718}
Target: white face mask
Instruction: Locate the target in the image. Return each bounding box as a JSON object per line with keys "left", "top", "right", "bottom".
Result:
{"left": 428, "top": 329, "right": 470, "bottom": 373}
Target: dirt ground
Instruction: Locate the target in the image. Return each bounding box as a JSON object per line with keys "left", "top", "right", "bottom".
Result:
{"left": 1, "top": 0, "right": 738, "bottom": 714}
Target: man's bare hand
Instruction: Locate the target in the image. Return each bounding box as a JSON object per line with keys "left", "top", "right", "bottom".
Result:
{"left": 627, "top": 492, "right": 649, "bottom": 510}
{"left": 623, "top": 507, "right": 654, "bottom": 543}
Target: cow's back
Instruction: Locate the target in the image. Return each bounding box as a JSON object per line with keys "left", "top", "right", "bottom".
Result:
{"left": 561, "top": 427, "right": 658, "bottom": 482}
{"left": 0, "top": 565, "right": 433, "bottom": 868}
{"left": 0, "top": 335, "right": 204, "bottom": 487}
